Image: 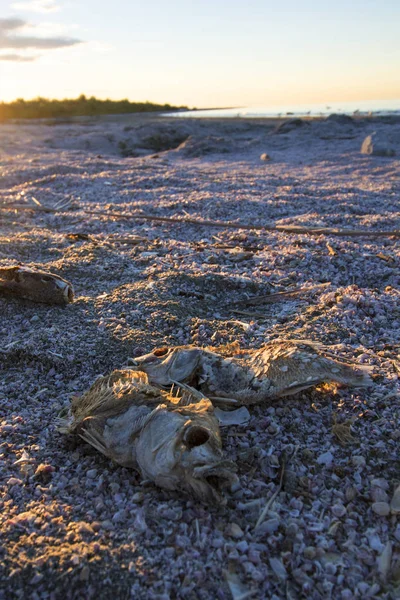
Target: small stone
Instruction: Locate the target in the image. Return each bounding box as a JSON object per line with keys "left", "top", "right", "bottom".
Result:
{"left": 285, "top": 522, "right": 299, "bottom": 538}
{"left": 236, "top": 540, "right": 249, "bottom": 552}
{"left": 371, "top": 487, "right": 389, "bottom": 503}
{"left": 345, "top": 486, "right": 358, "bottom": 502}
{"left": 269, "top": 557, "right": 287, "bottom": 581}
{"left": 371, "top": 478, "right": 389, "bottom": 490}
{"left": 33, "top": 464, "right": 54, "bottom": 483}
{"left": 304, "top": 546, "right": 316, "bottom": 559}
{"left": 260, "top": 153, "right": 271, "bottom": 161}
{"left": 226, "top": 523, "right": 244, "bottom": 539}
{"left": 317, "top": 451, "right": 333, "bottom": 467}
{"left": 261, "top": 518, "right": 280, "bottom": 534}
{"left": 86, "top": 469, "right": 97, "bottom": 479}
{"left": 30, "top": 315, "right": 40, "bottom": 322}
{"left": 390, "top": 484, "right": 400, "bottom": 513}
{"left": 80, "top": 566, "right": 90, "bottom": 581}
{"left": 372, "top": 502, "right": 390, "bottom": 516}
{"left": 205, "top": 255, "right": 219, "bottom": 264}
{"left": 101, "top": 520, "right": 114, "bottom": 531}
{"left": 132, "top": 492, "right": 144, "bottom": 503}
{"left": 378, "top": 542, "right": 392, "bottom": 580}
{"left": 331, "top": 504, "right": 347, "bottom": 518}
{"left": 7, "top": 477, "right": 22, "bottom": 486}
{"left": 352, "top": 455, "right": 366, "bottom": 468}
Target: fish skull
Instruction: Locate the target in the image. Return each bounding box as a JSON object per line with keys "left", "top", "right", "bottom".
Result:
{"left": 135, "top": 405, "right": 237, "bottom": 503}
{"left": 128, "top": 346, "right": 203, "bottom": 386}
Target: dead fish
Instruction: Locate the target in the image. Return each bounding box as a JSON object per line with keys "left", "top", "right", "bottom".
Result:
{"left": 58, "top": 370, "right": 237, "bottom": 503}
{"left": 0, "top": 265, "right": 74, "bottom": 305}
{"left": 128, "top": 340, "right": 372, "bottom": 406}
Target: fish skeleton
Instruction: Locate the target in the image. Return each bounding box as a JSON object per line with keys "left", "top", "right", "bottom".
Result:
{"left": 128, "top": 340, "right": 372, "bottom": 405}
{"left": 0, "top": 265, "right": 74, "bottom": 304}
{"left": 58, "top": 369, "right": 237, "bottom": 503}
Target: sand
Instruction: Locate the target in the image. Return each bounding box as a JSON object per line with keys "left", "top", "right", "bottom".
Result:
{"left": 0, "top": 113, "right": 399, "bottom": 599}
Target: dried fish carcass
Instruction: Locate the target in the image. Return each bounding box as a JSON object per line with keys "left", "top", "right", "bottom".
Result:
{"left": 0, "top": 265, "right": 74, "bottom": 304}
{"left": 58, "top": 370, "right": 237, "bottom": 503}
{"left": 128, "top": 340, "right": 372, "bottom": 405}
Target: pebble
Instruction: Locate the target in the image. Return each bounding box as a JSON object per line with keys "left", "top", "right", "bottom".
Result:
{"left": 331, "top": 504, "right": 347, "bottom": 518}
{"left": 226, "top": 523, "right": 244, "bottom": 539}
{"left": 351, "top": 456, "right": 366, "bottom": 468}
{"left": 390, "top": 484, "right": 400, "bottom": 513}
{"left": 317, "top": 451, "right": 333, "bottom": 467}
{"left": 371, "top": 502, "right": 390, "bottom": 516}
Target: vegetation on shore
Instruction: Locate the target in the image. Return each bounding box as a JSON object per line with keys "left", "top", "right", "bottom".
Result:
{"left": 0, "top": 95, "right": 187, "bottom": 121}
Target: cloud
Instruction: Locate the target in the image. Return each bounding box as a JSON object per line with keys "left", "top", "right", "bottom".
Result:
{"left": 0, "top": 52, "right": 36, "bottom": 61}
{"left": 0, "top": 17, "right": 82, "bottom": 50}
{"left": 10, "top": 0, "right": 60, "bottom": 13}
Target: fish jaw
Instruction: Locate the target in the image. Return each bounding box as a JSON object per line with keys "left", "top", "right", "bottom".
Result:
{"left": 128, "top": 346, "right": 203, "bottom": 386}
{"left": 135, "top": 407, "right": 237, "bottom": 503}
{"left": 190, "top": 462, "right": 239, "bottom": 504}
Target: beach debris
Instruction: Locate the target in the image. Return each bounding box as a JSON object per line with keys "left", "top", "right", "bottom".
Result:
{"left": 58, "top": 370, "right": 237, "bottom": 503}
{"left": 223, "top": 569, "right": 257, "bottom": 600}
{"left": 0, "top": 265, "right": 74, "bottom": 304}
{"left": 361, "top": 134, "right": 396, "bottom": 157}
{"left": 63, "top": 207, "right": 400, "bottom": 237}
{"left": 332, "top": 416, "right": 355, "bottom": 445}
{"left": 235, "top": 282, "right": 330, "bottom": 306}
{"left": 255, "top": 445, "right": 298, "bottom": 530}
{"left": 214, "top": 406, "right": 251, "bottom": 426}
{"left": 326, "top": 242, "right": 337, "bottom": 256}
{"left": 274, "top": 118, "right": 306, "bottom": 134}
{"left": 128, "top": 340, "right": 372, "bottom": 406}
{"left": 5, "top": 195, "right": 75, "bottom": 213}
{"left": 269, "top": 557, "right": 288, "bottom": 581}
{"left": 378, "top": 541, "right": 393, "bottom": 581}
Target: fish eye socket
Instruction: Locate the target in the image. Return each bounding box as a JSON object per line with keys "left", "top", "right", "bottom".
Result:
{"left": 154, "top": 347, "right": 169, "bottom": 357}
{"left": 184, "top": 426, "right": 210, "bottom": 448}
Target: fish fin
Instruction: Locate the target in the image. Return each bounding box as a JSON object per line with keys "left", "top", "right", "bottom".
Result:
{"left": 55, "top": 415, "right": 74, "bottom": 434}
{"left": 79, "top": 426, "right": 109, "bottom": 457}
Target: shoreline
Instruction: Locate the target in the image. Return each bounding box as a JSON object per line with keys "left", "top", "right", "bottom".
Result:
{"left": 0, "top": 113, "right": 399, "bottom": 599}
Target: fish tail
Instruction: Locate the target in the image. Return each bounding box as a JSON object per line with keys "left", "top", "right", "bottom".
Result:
{"left": 323, "top": 359, "right": 373, "bottom": 387}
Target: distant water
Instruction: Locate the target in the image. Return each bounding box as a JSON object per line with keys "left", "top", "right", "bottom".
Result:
{"left": 165, "top": 99, "right": 400, "bottom": 119}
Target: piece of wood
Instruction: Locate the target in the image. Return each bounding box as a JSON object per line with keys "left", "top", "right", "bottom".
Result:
{"left": 2, "top": 203, "right": 400, "bottom": 238}
{"left": 236, "top": 282, "right": 331, "bottom": 307}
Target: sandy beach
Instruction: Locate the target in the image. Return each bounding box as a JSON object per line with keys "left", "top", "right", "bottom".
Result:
{"left": 0, "top": 113, "right": 399, "bottom": 599}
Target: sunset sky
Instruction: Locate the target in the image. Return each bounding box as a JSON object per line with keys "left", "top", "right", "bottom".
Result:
{"left": 0, "top": 0, "right": 399, "bottom": 108}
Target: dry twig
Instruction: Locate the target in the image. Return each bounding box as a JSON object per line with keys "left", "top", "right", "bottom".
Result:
{"left": 237, "top": 282, "right": 330, "bottom": 307}
{"left": 2, "top": 203, "right": 400, "bottom": 237}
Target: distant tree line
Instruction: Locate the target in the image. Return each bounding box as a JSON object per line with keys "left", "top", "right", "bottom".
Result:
{"left": 0, "top": 95, "right": 187, "bottom": 120}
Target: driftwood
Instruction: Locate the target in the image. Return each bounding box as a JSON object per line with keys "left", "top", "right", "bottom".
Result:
{"left": 1, "top": 202, "right": 400, "bottom": 238}
{"left": 80, "top": 211, "right": 400, "bottom": 238}
{"left": 236, "top": 282, "right": 331, "bottom": 307}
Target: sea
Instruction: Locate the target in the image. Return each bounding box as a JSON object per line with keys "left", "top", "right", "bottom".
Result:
{"left": 165, "top": 98, "right": 400, "bottom": 119}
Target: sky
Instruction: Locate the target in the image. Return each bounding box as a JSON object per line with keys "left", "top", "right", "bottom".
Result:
{"left": 0, "top": 0, "right": 399, "bottom": 107}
